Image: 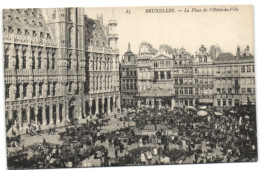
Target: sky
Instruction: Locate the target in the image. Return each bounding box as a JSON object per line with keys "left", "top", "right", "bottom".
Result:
{"left": 85, "top": 5, "right": 254, "bottom": 58}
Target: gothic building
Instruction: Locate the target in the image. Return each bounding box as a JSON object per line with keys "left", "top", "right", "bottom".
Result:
{"left": 4, "top": 8, "right": 120, "bottom": 132}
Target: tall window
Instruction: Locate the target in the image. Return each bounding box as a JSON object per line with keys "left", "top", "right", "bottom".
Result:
{"left": 223, "top": 99, "right": 226, "bottom": 106}
{"left": 247, "top": 65, "right": 251, "bottom": 72}
{"left": 167, "top": 71, "right": 171, "bottom": 79}
{"left": 179, "top": 88, "right": 183, "bottom": 94}
{"left": 4, "top": 49, "right": 9, "bottom": 69}
{"left": 175, "top": 88, "right": 178, "bottom": 95}
{"left": 241, "top": 66, "right": 245, "bottom": 73}
{"left": 228, "top": 99, "right": 232, "bottom": 106}
{"left": 39, "top": 83, "right": 43, "bottom": 96}
{"left": 154, "top": 71, "right": 158, "bottom": 80}
{"left": 204, "top": 56, "right": 207, "bottom": 62}
{"left": 179, "top": 78, "right": 183, "bottom": 84}
{"left": 184, "top": 88, "right": 188, "bottom": 94}
{"left": 160, "top": 71, "right": 165, "bottom": 79}
{"left": 189, "top": 87, "right": 193, "bottom": 94}
{"left": 5, "top": 84, "right": 10, "bottom": 99}
{"left": 217, "top": 99, "right": 221, "bottom": 106}
{"left": 175, "top": 78, "right": 178, "bottom": 85}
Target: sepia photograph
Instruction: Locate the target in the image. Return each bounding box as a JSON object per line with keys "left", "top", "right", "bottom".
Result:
{"left": 1, "top": 3, "right": 258, "bottom": 170}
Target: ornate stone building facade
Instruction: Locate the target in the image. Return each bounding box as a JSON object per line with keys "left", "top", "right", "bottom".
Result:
{"left": 120, "top": 43, "right": 255, "bottom": 110}
{"left": 193, "top": 45, "right": 214, "bottom": 107}
{"left": 120, "top": 43, "right": 138, "bottom": 107}
{"left": 213, "top": 46, "right": 255, "bottom": 108}
{"left": 4, "top": 8, "right": 120, "bottom": 132}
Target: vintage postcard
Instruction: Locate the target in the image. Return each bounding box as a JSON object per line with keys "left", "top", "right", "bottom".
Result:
{"left": 3, "top": 5, "right": 256, "bottom": 169}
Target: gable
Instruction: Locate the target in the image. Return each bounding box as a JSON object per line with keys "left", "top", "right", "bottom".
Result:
{"left": 151, "top": 54, "right": 172, "bottom": 61}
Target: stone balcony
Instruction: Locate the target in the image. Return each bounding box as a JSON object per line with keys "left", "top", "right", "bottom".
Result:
{"left": 3, "top": 33, "right": 57, "bottom": 47}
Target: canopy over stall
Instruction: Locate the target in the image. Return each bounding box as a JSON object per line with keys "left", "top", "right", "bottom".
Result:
{"left": 135, "top": 85, "right": 175, "bottom": 111}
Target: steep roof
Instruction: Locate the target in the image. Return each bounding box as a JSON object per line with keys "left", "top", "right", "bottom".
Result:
{"left": 159, "top": 44, "right": 176, "bottom": 54}
{"left": 215, "top": 53, "right": 236, "bottom": 61}
{"left": 3, "top": 8, "right": 54, "bottom": 40}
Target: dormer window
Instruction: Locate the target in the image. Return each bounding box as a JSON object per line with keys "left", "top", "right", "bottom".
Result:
{"left": 24, "top": 29, "right": 29, "bottom": 36}
{"left": 31, "top": 20, "right": 36, "bottom": 25}
{"left": 24, "top": 10, "right": 28, "bottom": 15}
{"left": 8, "top": 26, "right": 13, "bottom": 33}
{"left": 40, "top": 32, "right": 44, "bottom": 38}
{"left": 8, "top": 15, "right": 13, "bottom": 21}
{"left": 17, "top": 28, "right": 22, "bottom": 35}
{"left": 38, "top": 14, "right": 42, "bottom": 19}
{"left": 16, "top": 9, "right": 20, "bottom": 13}
{"left": 39, "top": 22, "right": 43, "bottom": 27}
{"left": 32, "top": 31, "right": 37, "bottom": 37}
{"left": 24, "top": 19, "right": 28, "bottom": 24}
{"left": 16, "top": 17, "right": 20, "bottom": 22}
{"left": 46, "top": 33, "right": 51, "bottom": 39}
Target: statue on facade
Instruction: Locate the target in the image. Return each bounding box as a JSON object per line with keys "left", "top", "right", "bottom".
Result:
{"left": 72, "top": 60, "right": 77, "bottom": 70}
{"left": 71, "top": 82, "right": 78, "bottom": 94}
{"left": 27, "top": 82, "right": 33, "bottom": 97}
{"left": 11, "top": 84, "right": 16, "bottom": 99}
{"left": 42, "top": 83, "right": 48, "bottom": 97}
{"left": 42, "top": 58, "right": 47, "bottom": 68}
{"left": 19, "top": 84, "right": 23, "bottom": 98}
{"left": 55, "top": 83, "right": 61, "bottom": 95}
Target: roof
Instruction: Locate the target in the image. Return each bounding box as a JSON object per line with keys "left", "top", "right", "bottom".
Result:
{"left": 151, "top": 54, "right": 172, "bottom": 61}
{"left": 3, "top": 8, "right": 53, "bottom": 39}
{"left": 215, "top": 53, "right": 236, "bottom": 61}
{"left": 159, "top": 44, "right": 176, "bottom": 54}
{"left": 137, "top": 85, "right": 173, "bottom": 98}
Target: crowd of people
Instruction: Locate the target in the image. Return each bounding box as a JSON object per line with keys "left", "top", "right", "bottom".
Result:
{"left": 6, "top": 104, "right": 257, "bottom": 169}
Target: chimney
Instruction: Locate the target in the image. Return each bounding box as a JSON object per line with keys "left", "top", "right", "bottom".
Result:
{"left": 236, "top": 45, "right": 240, "bottom": 58}
{"left": 246, "top": 45, "right": 249, "bottom": 51}
{"left": 128, "top": 42, "right": 131, "bottom": 51}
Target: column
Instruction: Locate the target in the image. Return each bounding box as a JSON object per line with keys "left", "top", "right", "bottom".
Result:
{"left": 113, "top": 95, "right": 116, "bottom": 114}
{"left": 102, "top": 97, "right": 105, "bottom": 114}
{"left": 107, "top": 97, "right": 111, "bottom": 115}
{"left": 18, "top": 108, "right": 22, "bottom": 131}
{"left": 62, "top": 102, "right": 66, "bottom": 122}
{"left": 138, "top": 100, "right": 141, "bottom": 108}
{"left": 152, "top": 99, "right": 155, "bottom": 108}
{"left": 82, "top": 100, "right": 86, "bottom": 118}
{"left": 95, "top": 98, "right": 99, "bottom": 115}
{"left": 66, "top": 103, "right": 69, "bottom": 121}
{"left": 27, "top": 107, "right": 31, "bottom": 125}
{"left": 56, "top": 103, "right": 60, "bottom": 124}
{"left": 117, "top": 95, "right": 121, "bottom": 113}
{"left": 19, "top": 84, "right": 23, "bottom": 99}
{"left": 89, "top": 99, "right": 93, "bottom": 116}
{"left": 49, "top": 105, "right": 53, "bottom": 124}
{"left": 42, "top": 105, "right": 46, "bottom": 125}
{"left": 36, "top": 83, "right": 40, "bottom": 97}
{"left": 146, "top": 99, "right": 149, "bottom": 106}
{"left": 171, "top": 98, "right": 175, "bottom": 110}
{"left": 18, "top": 46, "right": 23, "bottom": 69}
{"left": 158, "top": 98, "right": 162, "bottom": 109}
